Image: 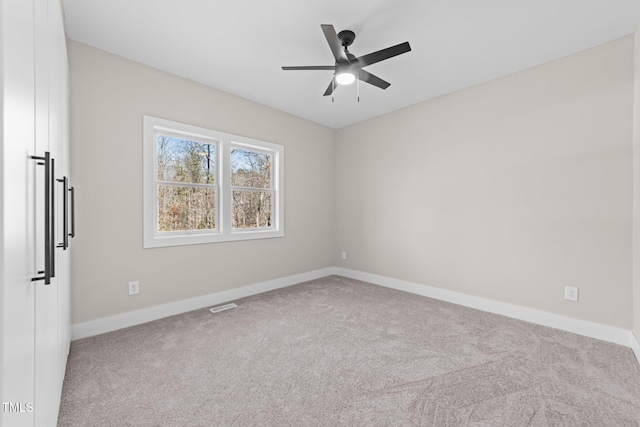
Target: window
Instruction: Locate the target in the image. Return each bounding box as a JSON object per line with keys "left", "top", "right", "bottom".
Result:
{"left": 156, "top": 134, "right": 217, "bottom": 233}
{"left": 231, "top": 147, "right": 273, "bottom": 229}
{"left": 144, "top": 116, "right": 284, "bottom": 248}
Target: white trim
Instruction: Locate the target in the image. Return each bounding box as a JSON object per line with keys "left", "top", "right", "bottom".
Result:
{"left": 632, "top": 331, "right": 640, "bottom": 363}
{"left": 72, "top": 266, "right": 639, "bottom": 362}
{"left": 335, "top": 267, "right": 635, "bottom": 348}
{"left": 71, "top": 267, "right": 335, "bottom": 340}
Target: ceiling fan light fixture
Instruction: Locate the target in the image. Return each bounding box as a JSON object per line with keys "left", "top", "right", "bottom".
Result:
{"left": 335, "top": 71, "right": 356, "bottom": 85}
{"left": 281, "top": 24, "right": 411, "bottom": 97}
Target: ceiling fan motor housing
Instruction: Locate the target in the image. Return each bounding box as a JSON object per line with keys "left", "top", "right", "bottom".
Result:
{"left": 338, "top": 30, "right": 356, "bottom": 49}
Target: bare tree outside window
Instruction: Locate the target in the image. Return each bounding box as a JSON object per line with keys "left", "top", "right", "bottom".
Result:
{"left": 156, "top": 135, "right": 216, "bottom": 232}
{"left": 231, "top": 148, "right": 273, "bottom": 229}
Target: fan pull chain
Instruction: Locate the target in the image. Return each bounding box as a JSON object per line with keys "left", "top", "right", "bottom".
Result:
{"left": 357, "top": 72, "right": 360, "bottom": 102}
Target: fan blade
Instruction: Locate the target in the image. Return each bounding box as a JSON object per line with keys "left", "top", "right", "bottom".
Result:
{"left": 281, "top": 65, "right": 336, "bottom": 71}
{"left": 321, "top": 24, "right": 348, "bottom": 63}
{"left": 323, "top": 78, "right": 336, "bottom": 96}
{"left": 356, "top": 42, "right": 411, "bottom": 68}
{"left": 358, "top": 70, "right": 390, "bottom": 90}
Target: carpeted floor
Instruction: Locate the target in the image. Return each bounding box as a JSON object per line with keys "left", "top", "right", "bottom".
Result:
{"left": 58, "top": 275, "right": 640, "bottom": 426}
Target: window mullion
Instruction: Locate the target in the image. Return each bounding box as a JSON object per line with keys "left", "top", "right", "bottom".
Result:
{"left": 157, "top": 181, "right": 217, "bottom": 190}
{"left": 230, "top": 186, "right": 274, "bottom": 192}
{"left": 221, "top": 140, "right": 232, "bottom": 235}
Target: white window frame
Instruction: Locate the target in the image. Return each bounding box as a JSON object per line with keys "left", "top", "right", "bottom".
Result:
{"left": 143, "top": 116, "right": 284, "bottom": 248}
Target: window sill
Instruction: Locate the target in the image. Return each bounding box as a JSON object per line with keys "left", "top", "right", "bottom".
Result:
{"left": 144, "top": 228, "right": 284, "bottom": 248}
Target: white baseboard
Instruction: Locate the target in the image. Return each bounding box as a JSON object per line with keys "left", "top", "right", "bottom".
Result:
{"left": 71, "top": 267, "right": 336, "bottom": 340}
{"left": 72, "top": 265, "right": 638, "bottom": 362}
{"left": 335, "top": 267, "right": 635, "bottom": 349}
{"left": 632, "top": 332, "right": 640, "bottom": 362}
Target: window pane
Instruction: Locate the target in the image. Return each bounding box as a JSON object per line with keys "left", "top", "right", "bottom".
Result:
{"left": 231, "top": 148, "right": 271, "bottom": 189}
{"left": 158, "top": 185, "right": 216, "bottom": 232}
{"left": 232, "top": 190, "right": 272, "bottom": 229}
{"left": 157, "top": 135, "right": 215, "bottom": 184}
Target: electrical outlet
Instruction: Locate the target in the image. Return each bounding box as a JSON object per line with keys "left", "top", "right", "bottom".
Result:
{"left": 564, "top": 286, "right": 578, "bottom": 302}
{"left": 128, "top": 281, "right": 140, "bottom": 296}
{"left": 341, "top": 251, "right": 347, "bottom": 260}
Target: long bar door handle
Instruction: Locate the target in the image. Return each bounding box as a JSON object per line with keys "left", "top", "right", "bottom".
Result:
{"left": 51, "top": 158, "right": 55, "bottom": 278}
{"left": 69, "top": 186, "right": 75, "bottom": 238}
{"left": 57, "top": 177, "right": 68, "bottom": 249}
{"left": 30, "top": 152, "right": 52, "bottom": 284}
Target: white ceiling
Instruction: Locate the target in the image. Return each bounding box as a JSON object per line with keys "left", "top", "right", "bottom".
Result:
{"left": 61, "top": 0, "right": 640, "bottom": 129}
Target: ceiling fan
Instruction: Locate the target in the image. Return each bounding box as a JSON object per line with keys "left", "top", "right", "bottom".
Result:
{"left": 282, "top": 24, "right": 411, "bottom": 97}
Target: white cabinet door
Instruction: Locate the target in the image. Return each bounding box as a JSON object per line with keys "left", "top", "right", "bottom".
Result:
{"left": 33, "top": 0, "right": 60, "bottom": 424}
{"left": 33, "top": 0, "right": 71, "bottom": 425}
{"left": 0, "top": 0, "right": 37, "bottom": 426}
{"left": 1, "top": 0, "right": 70, "bottom": 425}
{"left": 48, "top": 0, "right": 72, "bottom": 416}
{"left": 50, "top": 0, "right": 72, "bottom": 393}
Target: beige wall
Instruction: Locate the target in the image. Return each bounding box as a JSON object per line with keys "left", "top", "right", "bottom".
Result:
{"left": 335, "top": 36, "right": 634, "bottom": 328}
{"left": 634, "top": 26, "right": 640, "bottom": 340}
{"left": 70, "top": 35, "right": 636, "bottom": 331}
{"left": 68, "top": 41, "right": 335, "bottom": 324}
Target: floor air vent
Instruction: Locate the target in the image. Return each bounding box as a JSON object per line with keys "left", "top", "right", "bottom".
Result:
{"left": 209, "top": 303, "right": 237, "bottom": 314}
